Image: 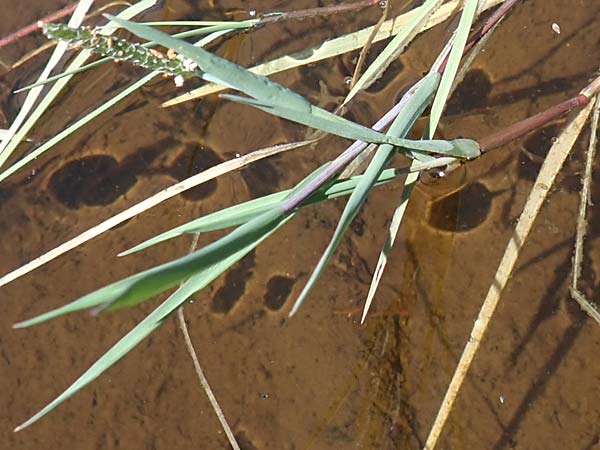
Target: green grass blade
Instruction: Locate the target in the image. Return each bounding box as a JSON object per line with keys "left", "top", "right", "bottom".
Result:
{"left": 344, "top": 0, "right": 443, "bottom": 105}
{"left": 15, "top": 207, "right": 288, "bottom": 327}
{"left": 289, "top": 72, "right": 440, "bottom": 316}
{"left": 121, "top": 166, "right": 406, "bottom": 257}
{"left": 428, "top": 0, "right": 478, "bottom": 136}
{"left": 361, "top": 170, "right": 419, "bottom": 323}
{"left": 363, "top": 0, "right": 481, "bottom": 322}
{"left": 119, "top": 191, "right": 289, "bottom": 256}
{"left": 107, "top": 15, "right": 313, "bottom": 112}
{"left": 13, "top": 218, "right": 287, "bottom": 431}
{"left": 222, "top": 94, "right": 479, "bottom": 157}
{"left": 107, "top": 16, "right": 480, "bottom": 158}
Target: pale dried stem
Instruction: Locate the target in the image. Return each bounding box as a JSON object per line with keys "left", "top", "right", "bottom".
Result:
{"left": 569, "top": 94, "right": 600, "bottom": 325}
{"left": 175, "top": 233, "right": 241, "bottom": 450}
{"left": 0, "top": 139, "right": 315, "bottom": 288}
{"left": 422, "top": 98, "right": 596, "bottom": 450}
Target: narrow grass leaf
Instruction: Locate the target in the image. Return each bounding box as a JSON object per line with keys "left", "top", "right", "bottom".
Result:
{"left": 15, "top": 208, "right": 288, "bottom": 327}
{"left": 14, "top": 218, "right": 288, "bottom": 431}
{"left": 107, "top": 15, "right": 313, "bottom": 112}
{"left": 361, "top": 170, "right": 418, "bottom": 323}
{"left": 108, "top": 16, "right": 480, "bottom": 158}
{"left": 344, "top": 0, "right": 443, "bottom": 105}
{"left": 222, "top": 94, "right": 480, "bottom": 157}
{"left": 290, "top": 72, "right": 440, "bottom": 316}
{"left": 428, "top": 0, "right": 478, "bottom": 137}
{"left": 121, "top": 167, "right": 406, "bottom": 256}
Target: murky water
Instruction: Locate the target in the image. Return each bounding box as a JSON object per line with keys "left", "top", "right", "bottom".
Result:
{"left": 1, "top": 1, "right": 599, "bottom": 449}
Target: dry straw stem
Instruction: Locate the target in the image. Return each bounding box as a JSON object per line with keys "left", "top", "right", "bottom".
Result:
{"left": 0, "top": 139, "right": 315, "bottom": 288}
{"left": 570, "top": 94, "right": 600, "bottom": 324}
{"left": 422, "top": 96, "right": 597, "bottom": 450}
{"left": 176, "top": 234, "right": 241, "bottom": 450}
{"left": 162, "top": 0, "right": 505, "bottom": 107}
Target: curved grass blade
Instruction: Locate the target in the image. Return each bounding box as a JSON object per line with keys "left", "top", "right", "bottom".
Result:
{"left": 428, "top": 0, "right": 478, "bottom": 136}
{"left": 289, "top": 72, "right": 441, "bottom": 316}
{"left": 344, "top": 0, "right": 443, "bottom": 105}
{"left": 107, "top": 16, "right": 480, "bottom": 158}
{"left": 14, "top": 217, "right": 288, "bottom": 431}
{"left": 106, "top": 14, "right": 313, "bottom": 112}
{"left": 222, "top": 94, "right": 480, "bottom": 157}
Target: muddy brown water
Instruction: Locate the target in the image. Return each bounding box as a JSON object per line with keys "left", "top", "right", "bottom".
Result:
{"left": 1, "top": 1, "right": 599, "bottom": 449}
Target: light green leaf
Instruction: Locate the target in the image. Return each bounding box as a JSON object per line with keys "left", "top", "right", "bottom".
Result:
{"left": 290, "top": 72, "right": 441, "bottom": 316}
{"left": 108, "top": 16, "right": 480, "bottom": 158}
{"left": 14, "top": 217, "right": 287, "bottom": 431}
{"left": 428, "top": 0, "right": 478, "bottom": 136}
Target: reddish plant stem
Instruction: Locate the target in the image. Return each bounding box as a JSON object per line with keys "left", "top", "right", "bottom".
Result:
{"left": 480, "top": 94, "right": 590, "bottom": 152}
{"left": 0, "top": 3, "right": 77, "bottom": 49}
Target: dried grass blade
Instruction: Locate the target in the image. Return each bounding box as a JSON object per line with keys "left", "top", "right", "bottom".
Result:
{"left": 422, "top": 97, "right": 596, "bottom": 450}
{"left": 0, "top": 140, "right": 313, "bottom": 288}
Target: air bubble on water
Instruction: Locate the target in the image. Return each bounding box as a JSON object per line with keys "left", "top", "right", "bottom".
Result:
{"left": 344, "top": 76, "right": 353, "bottom": 85}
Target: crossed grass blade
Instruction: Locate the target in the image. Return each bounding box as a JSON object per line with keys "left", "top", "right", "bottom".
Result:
{"left": 289, "top": 71, "right": 441, "bottom": 316}
{"left": 0, "top": 0, "right": 158, "bottom": 172}
{"left": 14, "top": 216, "right": 291, "bottom": 431}
{"left": 363, "top": 0, "right": 482, "bottom": 321}
{"left": 120, "top": 167, "right": 408, "bottom": 257}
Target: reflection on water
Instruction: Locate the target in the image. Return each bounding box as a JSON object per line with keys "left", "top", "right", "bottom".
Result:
{"left": 1, "top": 1, "right": 599, "bottom": 449}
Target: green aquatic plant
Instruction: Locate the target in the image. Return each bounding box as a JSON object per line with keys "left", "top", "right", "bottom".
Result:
{"left": 2, "top": 1, "right": 598, "bottom": 447}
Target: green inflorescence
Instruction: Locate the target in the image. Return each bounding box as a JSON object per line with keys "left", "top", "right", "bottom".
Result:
{"left": 43, "top": 23, "right": 198, "bottom": 79}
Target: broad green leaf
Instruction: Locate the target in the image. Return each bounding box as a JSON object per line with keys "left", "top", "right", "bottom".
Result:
{"left": 344, "top": 0, "right": 443, "bottom": 105}
{"left": 290, "top": 72, "right": 441, "bottom": 316}
{"left": 15, "top": 207, "right": 288, "bottom": 327}
{"left": 428, "top": 0, "right": 479, "bottom": 136}
{"left": 14, "top": 216, "right": 289, "bottom": 431}
{"left": 108, "top": 16, "right": 480, "bottom": 158}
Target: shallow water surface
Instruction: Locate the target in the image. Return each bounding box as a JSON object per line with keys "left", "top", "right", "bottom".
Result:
{"left": 1, "top": 1, "right": 599, "bottom": 449}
